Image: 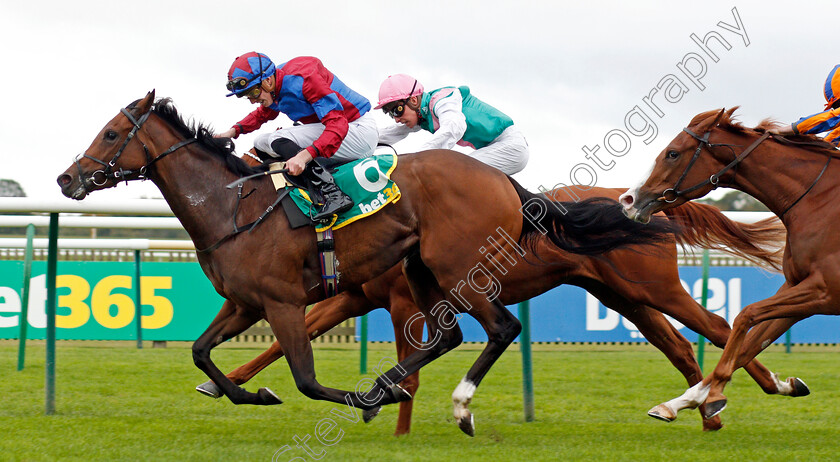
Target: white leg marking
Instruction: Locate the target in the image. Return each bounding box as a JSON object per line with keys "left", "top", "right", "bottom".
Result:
{"left": 452, "top": 377, "right": 477, "bottom": 420}
{"left": 662, "top": 381, "right": 711, "bottom": 414}
{"left": 771, "top": 372, "right": 793, "bottom": 396}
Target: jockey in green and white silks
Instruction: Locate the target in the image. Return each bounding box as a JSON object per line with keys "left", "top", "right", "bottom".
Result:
{"left": 376, "top": 74, "right": 529, "bottom": 175}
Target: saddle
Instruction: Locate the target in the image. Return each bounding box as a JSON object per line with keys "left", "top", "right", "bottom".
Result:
{"left": 271, "top": 157, "right": 351, "bottom": 229}
{"left": 244, "top": 150, "right": 401, "bottom": 297}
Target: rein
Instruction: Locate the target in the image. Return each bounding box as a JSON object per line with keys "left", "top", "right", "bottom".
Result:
{"left": 771, "top": 135, "right": 838, "bottom": 218}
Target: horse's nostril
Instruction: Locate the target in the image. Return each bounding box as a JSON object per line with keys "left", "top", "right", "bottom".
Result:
{"left": 57, "top": 174, "right": 72, "bottom": 187}
{"left": 619, "top": 195, "right": 633, "bottom": 207}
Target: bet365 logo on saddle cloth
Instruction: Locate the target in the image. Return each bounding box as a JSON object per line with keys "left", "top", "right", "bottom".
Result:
{"left": 290, "top": 153, "right": 401, "bottom": 231}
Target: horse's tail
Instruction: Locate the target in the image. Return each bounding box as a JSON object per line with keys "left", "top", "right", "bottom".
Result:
{"left": 507, "top": 177, "right": 679, "bottom": 256}
{"left": 662, "top": 202, "right": 785, "bottom": 272}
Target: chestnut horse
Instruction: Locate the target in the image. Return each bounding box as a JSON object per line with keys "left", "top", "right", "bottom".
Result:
{"left": 620, "top": 107, "right": 829, "bottom": 424}
{"left": 199, "top": 186, "right": 801, "bottom": 433}
{"left": 57, "top": 91, "right": 678, "bottom": 435}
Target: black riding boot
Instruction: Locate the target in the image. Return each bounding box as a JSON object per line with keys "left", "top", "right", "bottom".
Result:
{"left": 305, "top": 163, "right": 354, "bottom": 221}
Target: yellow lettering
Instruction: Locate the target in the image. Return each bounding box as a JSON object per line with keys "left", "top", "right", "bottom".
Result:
{"left": 91, "top": 275, "right": 135, "bottom": 329}
{"left": 56, "top": 275, "right": 91, "bottom": 329}
{"left": 140, "top": 276, "right": 174, "bottom": 329}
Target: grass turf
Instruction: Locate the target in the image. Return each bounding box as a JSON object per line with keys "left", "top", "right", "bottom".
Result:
{"left": 1, "top": 342, "right": 838, "bottom": 461}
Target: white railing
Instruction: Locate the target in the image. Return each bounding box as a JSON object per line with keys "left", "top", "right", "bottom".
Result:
{"left": 0, "top": 197, "right": 174, "bottom": 215}
{"left": 0, "top": 238, "right": 193, "bottom": 250}
{"left": 0, "top": 215, "right": 182, "bottom": 229}
{"left": 0, "top": 197, "right": 777, "bottom": 257}
{"left": 0, "top": 198, "right": 192, "bottom": 250}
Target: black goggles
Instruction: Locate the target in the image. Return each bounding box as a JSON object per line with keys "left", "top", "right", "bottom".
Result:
{"left": 226, "top": 76, "right": 258, "bottom": 93}
{"left": 383, "top": 101, "right": 407, "bottom": 118}
{"left": 382, "top": 79, "right": 418, "bottom": 118}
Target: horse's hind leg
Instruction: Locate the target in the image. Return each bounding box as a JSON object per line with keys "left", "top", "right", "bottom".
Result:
{"left": 388, "top": 283, "right": 424, "bottom": 436}
{"left": 192, "top": 300, "right": 280, "bottom": 405}
{"left": 358, "top": 250, "right": 464, "bottom": 408}
{"left": 448, "top": 299, "right": 521, "bottom": 436}
{"left": 616, "top": 302, "right": 722, "bottom": 431}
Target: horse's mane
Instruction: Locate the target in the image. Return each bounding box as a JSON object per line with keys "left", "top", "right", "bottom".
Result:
{"left": 127, "top": 97, "right": 264, "bottom": 177}
{"left": 691, "top": 107, "right": 837, "bottom": 154}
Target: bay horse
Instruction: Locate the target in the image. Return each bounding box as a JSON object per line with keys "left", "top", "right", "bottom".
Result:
{"left": 57, "top": 91, "right": 678, "bottom": 435}
{"left": 619, "top": 107, "right": 830, "bottom": 424}
{"left": 199, "top": 186, "right": 802, "bottom": 433}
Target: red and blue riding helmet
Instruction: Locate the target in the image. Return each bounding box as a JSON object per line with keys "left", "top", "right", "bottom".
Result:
{"left": 226, "top": 52, "right": 276, "bottom": 97}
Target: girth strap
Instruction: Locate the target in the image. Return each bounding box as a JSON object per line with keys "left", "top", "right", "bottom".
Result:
{"left": 316, "top": 229, "right": 338, "bottom": 298}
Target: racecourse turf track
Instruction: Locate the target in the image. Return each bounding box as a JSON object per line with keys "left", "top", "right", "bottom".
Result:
{"left": 2, "top": 341, "right": 839, "bottom": 461}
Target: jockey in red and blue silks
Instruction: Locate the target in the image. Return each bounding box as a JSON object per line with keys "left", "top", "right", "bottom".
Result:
{"left": 770, "top": 64, "right": 840, "bottom": 146}
{"left": 217, "top": 52, "right": 378, "bottom": 221}
{"left": 375, "top": 74, "right": 529, "bottom": 175}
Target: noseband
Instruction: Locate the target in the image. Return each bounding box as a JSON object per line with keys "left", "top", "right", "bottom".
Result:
{"left": 75, "top": 107, "right": 196, "bottom": 191}
{"left": 660, "top": 128, "right": 770, "bottom": 203}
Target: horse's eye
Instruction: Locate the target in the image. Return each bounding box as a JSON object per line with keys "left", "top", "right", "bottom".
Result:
{"left": 104, "top": 130, "right": 118, "bottom": 141}
{"left": 666, "top": 150, "right": 680, "bottom": 160}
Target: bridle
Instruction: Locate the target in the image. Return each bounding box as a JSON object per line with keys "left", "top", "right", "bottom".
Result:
{"left": 72, "top": 102, "right": 281, "bottom": 254}
{"left": 660, "top": 126, "right": 837, "bottom": 218}
{"left": 75, "top": 106, "right": 196, "bottom": 191}
{"left": 659, "top": 127, "right": 770, "bottom": 203}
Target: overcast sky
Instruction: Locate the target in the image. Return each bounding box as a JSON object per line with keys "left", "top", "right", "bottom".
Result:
{"left": 1, "top": 0, "right": 834, "bottom": 201}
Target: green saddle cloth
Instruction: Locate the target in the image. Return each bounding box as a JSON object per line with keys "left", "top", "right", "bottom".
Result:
{"left": 289, "top": 153, "right": 401, "bottom": 231}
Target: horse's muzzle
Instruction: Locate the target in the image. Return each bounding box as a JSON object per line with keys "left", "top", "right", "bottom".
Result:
{"left": 57, "top": 173, "right": 88, "bottom": 200}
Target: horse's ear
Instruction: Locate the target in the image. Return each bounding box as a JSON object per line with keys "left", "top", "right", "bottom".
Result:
{"left": 724, "top": 106, "right": 739, "bottom": 122}
{"left": 136, "top": 90, "right": 156, "bottom": 114}
{"left": 695, "top": 108, "right": 727, "bottom": 133}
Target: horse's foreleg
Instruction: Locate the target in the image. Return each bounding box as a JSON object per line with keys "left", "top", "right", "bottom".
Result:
{"left": 196, "top": 341, "right": 284, "bottom": 398}
{"left": 732, "top": 316, "right": 809, "bottom": 397}
{"left": 197, "top": 290, "right": 378, "bottom": 398}
{"left": 708, "top": 284, "right": 808, "bottom": 397}
{"left": 692, "top": 304, "right": 804, "bottom": 397}
{"left": 265, "top": 251, "right": 460, "bottom": 410}
{"left": 192, "top": 300, "right": 280, "bottom": 405}
{"left": 266, "top": 301, "right": 415, "bottom": 410}
{"left": 641, "top": 285, "right": 806, "bottom": 402}
{"left": 700, "top": 275, "right": 828, "bottom": 419}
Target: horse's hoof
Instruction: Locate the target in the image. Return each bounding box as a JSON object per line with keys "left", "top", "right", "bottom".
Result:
{"left": 196, "top": 381, "right": 222, "bottom": 399}
{"left": 703, "top": 399, "right": 727, "bottom": 419}
{"left": 363, "top": 406, "right": 381, "bottom": 423}
{"left": 702, "top": 416, "right": 723, "bottom": 432}
{"left": 388, "top": 384, "right": 413, "bottom": 403}
{"left": 789, "top": 377, "right": 810, "bottom": 397}
{"left": 457, "top": 411, "right": 475, "bottom": 437}
{"left": 258, "top": 387, "right": 283, "bottom": 405}
{"left": 647, "top": 404, "right": 676, "bottom": 422}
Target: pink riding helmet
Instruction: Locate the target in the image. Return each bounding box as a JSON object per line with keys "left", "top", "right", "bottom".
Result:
{"left": 374, "top": 74, "right": 425, "bottom": 109}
